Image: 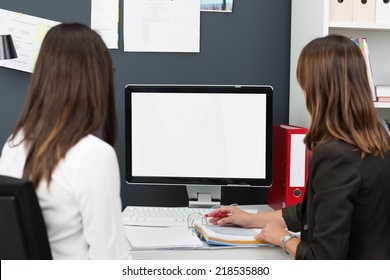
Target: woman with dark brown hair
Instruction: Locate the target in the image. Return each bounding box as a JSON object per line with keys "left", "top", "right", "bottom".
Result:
{"left": 207, "top": 34, "right": 390, "bottom": 259}
{"left": 0, "top": 23, "right": 131, "bottom": 259}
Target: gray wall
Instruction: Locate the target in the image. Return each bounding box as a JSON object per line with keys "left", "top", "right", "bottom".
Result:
{"left": 0, "top": 0, "right": 291, "bottom": 207}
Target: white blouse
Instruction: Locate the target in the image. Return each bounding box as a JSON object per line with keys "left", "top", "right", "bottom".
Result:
{"left": 0, "top": 133, "right": 131, "bottom": 259}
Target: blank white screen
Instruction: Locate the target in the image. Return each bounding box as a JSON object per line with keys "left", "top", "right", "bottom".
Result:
{"left": 131, "top": 92, "right": 267, "bottom": 179}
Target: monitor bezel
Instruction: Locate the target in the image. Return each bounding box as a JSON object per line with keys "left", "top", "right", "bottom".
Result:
{"left": 125, "top": 84, "right": 273, "bottom": 188}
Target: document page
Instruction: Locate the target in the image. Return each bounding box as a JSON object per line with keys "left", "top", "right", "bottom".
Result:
{"left": 194, "top": 222, "right": 270, "bottom": 246}
{"left": 123, "top": 0, "right": 200, "bottom": 52}
{"left": 91, "top": 0, "right": 119, "bottom": 49}
{"left": 125, "top": 226, "right": 204, "bottom": 250}
{"left": 0, "top": 9, "right": 60, "bottom": 73}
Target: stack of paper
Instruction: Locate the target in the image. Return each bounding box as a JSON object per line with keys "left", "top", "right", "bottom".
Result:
{"left": 375, "top": 86, "right": 390, "bottom": 103}
{"left": 194, "top": 222, "right": 270, "bottom": 247}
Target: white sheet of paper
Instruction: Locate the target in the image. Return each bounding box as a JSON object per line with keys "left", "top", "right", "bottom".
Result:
{"left": 123, "top": 0, "right": 200, "bottom": 53}
{"left": 124, "top": 226, "right": 204, "bottom": 249}
{"left": 91, "top": 0, "right": 119, "bottom": 49}
{"left": 0, "top": 9, "right": 60, "bottom": 73}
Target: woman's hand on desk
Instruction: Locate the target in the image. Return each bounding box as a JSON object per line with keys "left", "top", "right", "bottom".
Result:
{"left": 256, "top": 221, "right": 288, "bottom": 246}
{"left": 256, "top": 221, "right": 299, "bottom": 256}
{"left": 206, "top": 206, "right": 254, "bottom": 228}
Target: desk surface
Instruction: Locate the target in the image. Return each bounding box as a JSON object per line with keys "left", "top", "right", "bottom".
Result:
{"left": 125, "top": 205, "right": 294, "bottom": 260}
{"left": 129, "top": 246, "right": 292, "bottom": 260}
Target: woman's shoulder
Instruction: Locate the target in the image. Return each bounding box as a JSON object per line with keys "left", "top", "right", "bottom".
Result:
{"left": 73, "top": 135, "right": 114, "bottom": 152}
{"left": 65, "top": 135, "right": 117, "bottom": 165}
{"left": 313, "top": 140, "right": 357, "bottom": 163}
{"left": 315, "top": 140, "right": 355, "bottom": 154}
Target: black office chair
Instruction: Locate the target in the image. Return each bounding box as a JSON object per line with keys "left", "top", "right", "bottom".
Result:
{"left": 0, "top": 175, "right": 52, "bottom": 259}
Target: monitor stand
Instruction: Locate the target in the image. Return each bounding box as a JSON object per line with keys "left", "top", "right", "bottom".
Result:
{"left": 186, "top": 185, "right": 221, "bottom": 208}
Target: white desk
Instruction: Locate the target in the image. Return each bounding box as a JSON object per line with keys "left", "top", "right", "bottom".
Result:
{"left": 129, "top": 246, "right": 292, "bottom": 260}
{"left": 125, "top": 205, "right": 294, "bottom": 260}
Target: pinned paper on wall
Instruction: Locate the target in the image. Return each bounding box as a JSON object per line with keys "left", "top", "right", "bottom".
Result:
{"left": 201, "top": 0, "right": 234, "bottom": 12}
{"left": 123, "top": 0, "right": 200, "bottom": 53}
{"left": 0, "top": 9, "right": 60, "bottom": 73}
{"left": 91, "top": 0, "right": 119, "bottom": 49}
{"left": 32, "top": 22, "right": 52, "bottom": 43}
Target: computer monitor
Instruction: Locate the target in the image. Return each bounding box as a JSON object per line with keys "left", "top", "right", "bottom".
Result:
{"left": 125, "top": 84, "right": 273, "bottom": 207}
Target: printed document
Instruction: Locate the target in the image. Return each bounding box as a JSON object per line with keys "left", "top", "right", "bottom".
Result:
{"left": 123, "top": 0, "right": 200, "bottom": 52}
{"left": 91, "top": 0, "right": 119, "bottom": 49}
{"left": 0, "top": 9, "right": 59, "bottom": 73}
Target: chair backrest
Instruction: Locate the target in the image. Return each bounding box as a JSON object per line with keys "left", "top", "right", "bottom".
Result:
{"left": 0, "top": 175, "right": 52, "bottom": 260}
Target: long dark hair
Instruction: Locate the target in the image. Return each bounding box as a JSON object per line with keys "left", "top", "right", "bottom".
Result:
{"left": 296, "top": 34, "right": 389, "bottom": 157}
{"left": 11, "top": 23, "right": 117, "bottom": 187}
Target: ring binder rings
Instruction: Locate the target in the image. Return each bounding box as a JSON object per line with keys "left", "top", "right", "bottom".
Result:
{"left": 186, "top": 204, "right": 253, "bottom": 230}
{"left": 187, "top": 212, "right": 207, "bottom": 229}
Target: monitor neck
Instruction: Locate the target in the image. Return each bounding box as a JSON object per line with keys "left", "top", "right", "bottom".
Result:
{"left": 186, "top": 185, "right": 221, "bottom": 208}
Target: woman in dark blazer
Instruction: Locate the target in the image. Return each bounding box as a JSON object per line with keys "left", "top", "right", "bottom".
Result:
{"left": 207, "top": 34, "right": 390, "bottom": 259}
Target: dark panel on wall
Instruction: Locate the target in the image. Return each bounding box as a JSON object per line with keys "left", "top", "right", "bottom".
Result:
{"left": 0, "top": 0, "right": 291, "bottom": 207}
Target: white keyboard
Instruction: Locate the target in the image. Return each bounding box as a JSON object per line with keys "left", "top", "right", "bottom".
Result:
{"left": 122, "top": 206, "right": 210, "bottom": 227}
{"left": 122, "top": 206, "right": 257, "bottom": 227}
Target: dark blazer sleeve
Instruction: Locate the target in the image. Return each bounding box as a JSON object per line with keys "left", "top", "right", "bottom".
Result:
{"left": 282, "top": 204, "right": 302, "bottom": 232}
{"left": 297, "top": 143, "right": 360, "bottom": 259}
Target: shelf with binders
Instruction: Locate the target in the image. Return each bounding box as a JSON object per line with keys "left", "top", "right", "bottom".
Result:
{"left": 290, "top": 0, "right": 390, "bottom": 128}
{"left": 327, "top": 1, "right": 390, "bottom": 110}
{"left": 332, "top": 28, "right": 390, "bottom": 110}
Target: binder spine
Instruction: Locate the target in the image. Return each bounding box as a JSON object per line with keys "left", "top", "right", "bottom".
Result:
{"left": 352, "top": 0, "right": 376, "bottom": 23}
{"left": 376, "top": 0, "right": 390, "bottom": 24}
{"left": 329, "top": 0, "right": 353, "bottom": 23}
{"left": 268, "top": 124, "right": 308, "bottom": 210}
{"left": 286, "top": 133, "right": 307, "bottom": 206}
{"left": 268, "top": 126, "right": 287, "bottom": 210}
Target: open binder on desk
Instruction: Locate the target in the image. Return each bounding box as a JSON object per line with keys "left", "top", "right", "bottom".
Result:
{"left": 124, "top": 208, "right": 265, "bottom": 250}
{"left": 189, "top": 211, "right": 270, "bottom": 248}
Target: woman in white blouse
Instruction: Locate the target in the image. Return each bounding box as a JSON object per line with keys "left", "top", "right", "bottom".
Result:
{"left": 0, "top": 23, "right": 131, "bottom": 259}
